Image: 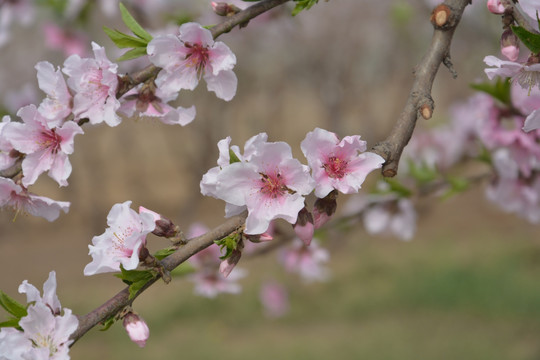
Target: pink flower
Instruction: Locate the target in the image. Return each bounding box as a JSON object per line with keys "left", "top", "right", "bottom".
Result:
{"left": 2, "top": 105, "right": 83, "bottom": 187}
{"left": 123, "top": 312, "right": 150, "bottom": 348}
{"left": 0, "top": 271, "right": 78, "bottom": 360}
{"left": 84, "top": 201, "right": 156, "bottom": 275}
{"left": 35, "top": 61, "right": 73, "bottom": 127}
{"left": 200, "top": 133, "right": 268, "bottom": 218}
{"left": 63, "top": 42, "right": 121, "bottom": 126}
{"left": 0, "top": 177, "right": 70, "bottom": 221}
{"left": 517, "top": 0, "right": 540, "bottom": 22}
{"left": 19, "top": 271, "right": 62, "bottom": 315}
{"left": 188, "top": 268, "right": 246, "bottom": 298}
{"left": 301, "top": 128, "right": 384, "bottom": 198}
{"left": 512, "top": 83, "right": 540, "bottom": 132}
{"left": 147, "top": 22, "right": 237, "bottom": 101}
{"left": 119, "top": 84, "right": 196, "bottom": 126}
{"left": 213, "top": 140, "right": 315, "bottom": 234}
{"left": 280, "top": 239, "right": 329, "bottom": 283}
{"left": 260, "top": 282, "right": 289, "bottom": 318}
{"left": 484, "top": 55, "right": 540, "bottom": 91}
{"left": 0, "top": 115, "right": 17, "bottom": 171}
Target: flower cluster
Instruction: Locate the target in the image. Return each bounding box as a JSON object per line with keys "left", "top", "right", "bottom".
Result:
{"left": 0, "top": 272, "right": 78, "bottom": 359}
{"left": 201, "top": 128, "right": 384, "bottom": 239}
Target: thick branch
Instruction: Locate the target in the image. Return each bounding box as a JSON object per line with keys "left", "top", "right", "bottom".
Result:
{"left": 371, "top": 0, "right": 470, "bottom": 177}
{"left": 70, "top": 212, "right": 247, "bottom": 344}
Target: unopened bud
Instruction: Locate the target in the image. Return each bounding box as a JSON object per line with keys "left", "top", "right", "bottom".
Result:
{"left": 487, "top": 0, "right": 505, "bottom": 14}
{"left": 219, "top": 249, "right": 242, "bottom": 277}
{"left": 139, "top": 206, "right": 179, "bottom": 238}
{"left": 123, "top": 312, "right": 150, "bottom": 348}
{"left": 212, "top": 2, "right": 241, "bottom": 17}
{"left": 293, "top": 207, "right": 314, "bottom": 246}
{"left": 246, "top": 232, "right": 273, "bottom": 243}
{"left": 313, "top": 190, "right": 338, "bottom": 229}
{"left": 501, "top": 29, "right": 519, "bottom": 62}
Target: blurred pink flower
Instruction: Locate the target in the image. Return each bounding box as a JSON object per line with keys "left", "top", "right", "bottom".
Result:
{"left": 43, "top": 23, "right": 88, "bottom": 57}
{"left": 260, "top": 281, "right": 289, "bottom": 318}
{"left": 280, "top": 239, "right": 330, "bottom": 283}
{"left": 0, "top": 177, "right": 70, "bottom": 222}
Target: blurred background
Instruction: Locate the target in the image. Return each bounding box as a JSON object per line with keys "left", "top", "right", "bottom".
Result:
{"left": 2, "top": 0, "right": 540, "bottom": 359}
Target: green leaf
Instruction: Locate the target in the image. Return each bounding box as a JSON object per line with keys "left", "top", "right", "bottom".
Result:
{"left": 170, "top": 262, "right": 196, "bottom": 277}
{"left": 292, "top": 0, "right": 319, "bottom": 16}
{"left": 0, "top": 317, "right": 20, "bottom": 328}
{"left": 119, "top": 3, "right": 153, "bottom": 42}
{"left": 440, "top": 176, "right": 469, "bottom": 200}
{"left": 103, "top": 27, "right": 148, "bottom": 48}
{"left": 470, "top": 78, "right": 511, "bottom": 106}
{"left": 99, "top": 316, "right": 116, "bottom": 331}
{"left": 215, "top": 233, "right": 240, "bottom": 260}
{"left": 383, "top": 178, "right": 413, "bottom": 198}
{"left": 114, "top": 266, "right": 155, "bottom": 286}
{"left": 0, "top": 291, "right": 27, "bottom": 319}
{"left": 511, "top": 25, "right": 540, "bottom": 53}
{"left": 117, "top": 47, "right": 148, "bottom": 62}
{"left": 407, "top": 160, "right": 438, "bottom": 184}
{"left": 153, "top": 247, "right": 177, "bottom": 261}
{"left": 128, "top": 279, "right": 151, "bottom": 300}
{"left": 229, "top": 149, "right": 241, "bottom": 164}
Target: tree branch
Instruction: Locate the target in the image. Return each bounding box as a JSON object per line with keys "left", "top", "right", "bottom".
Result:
{"left": 371, "top": 0, "right": 470, "bottom": 177}
{"left": 70, "top": 212, "right": 247, "bottom": 345}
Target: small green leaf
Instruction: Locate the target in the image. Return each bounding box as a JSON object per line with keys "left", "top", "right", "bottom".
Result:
{"left": 103, "top": 26, "right": 148, "bottom": 48}
{"left": 440, "top": 176, "right": 469, "bottom": 200}
{"left": 170, "top": 263, "right": 196, "bottom": 277}
{"left": 153, "top": 247, "right": 177, "bottom": 261}
{"left": 470, "top": 77, "right": 511, "bottom": 106}
{"left": 119, "top": 3, "right": 153, "bottom": 42}
{"left": 407, "top": 160, "right": 438, "bottom": 184}
{"left": 0, "top": 317, "right": 20, "bottom": 328}
{"left": 229, "top": 149, "right": 241, "bottom": 164}
{"left": 0, "top": 291, "right": 27, "bottom": 319}
{"left": 215, "top": 233, "right": 240, "bottom": 260}
{"left": 114, "top": 266, "right": 155, "bottom": 286}
{"left": 292, "top": 0, "right": 319, "bottom": 16}
{"left": 383, "top": 178, "right": 413, "bottom": 198}
{"left": 117, "top": 47, "right": 148, "bottom": 62}
{"left": 128, "top": 279, "right": 151, "bottom": 300}
{"left": 99, "top": 316, "right": 116, "bottom": 331}
{"left": 511, "top": 25, "right": 540, "bottom": 53}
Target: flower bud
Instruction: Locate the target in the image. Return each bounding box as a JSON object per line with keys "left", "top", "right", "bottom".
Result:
{"left": 293, "top": 207, "right": 314, "bottom": 246}
{"left": 211, "top": 2, "right": 241, "bottom": 17}
{"left": 501, "top": 29, "right": 519, "bottom": 62}
{"left": 139, "top": 206, "right": 179, "bottom": 238}
{"left": 123, "top": 312, "right": 150, "bottom": 348}
{"left": 219, "top": 249, "right": 242, "bottom": 277}
{"left": 487, "top": 0, "right": 505, "bottom": 14}
{"left": 313, "top": 190, "right": 338, "bottom": 229}
{"left": 246, "top": 232, "right": 273, "bottom": 243}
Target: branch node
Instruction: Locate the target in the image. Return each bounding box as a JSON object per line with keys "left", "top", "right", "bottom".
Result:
{"left": 431, "top": 4, "right": 451, "bottom": 28}
{"left": 419, "top": 97, "right": 434, "bottom": 120}
{"left": 443, "top": 54, "right": 458, "bottom": 79}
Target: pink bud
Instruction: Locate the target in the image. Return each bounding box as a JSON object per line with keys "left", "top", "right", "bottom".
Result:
{"left": 501, "top": 29, "right": 519, "bottom": 62}
{"left": 123, "top": 312, "right": 150, "bottom": 348}
{"left": 246, "top": 232, "right": 273, "bottom": 243}
{"left": 487, "top": 0, "right": 505, "bottom": 14}
{"left": 293, "top": 207, "right": 314, "bottom": 246}
{"left": 313, "top": 190, "right": 338, "bottom": 229}
{"left": 139, "top": 206, "right": 178, "bottom": 237}
{"left": 219, "top": 249, "right": 242, "bottom": 277}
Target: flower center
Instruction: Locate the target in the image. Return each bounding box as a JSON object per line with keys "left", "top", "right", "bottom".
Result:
{"left": 33, "top": 333, "right": 58, "bottom": 357}
{"left": 39, "top": 130, "right": 62, "bottom": 154}
{"left": 112, "top": 226, "right": 136, "bottom": 257}
{"left": 184, "top": 42, "right": 210, "bottom": 76}
{"left": 323, "top": 156, "right": 348, "bottom": 179}
{"left": 259, "top": 172, "right": 287, "bottom": 199}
